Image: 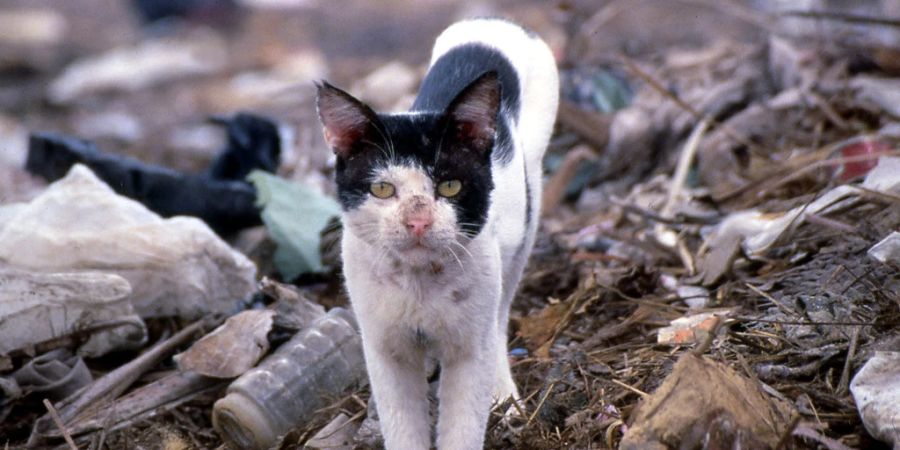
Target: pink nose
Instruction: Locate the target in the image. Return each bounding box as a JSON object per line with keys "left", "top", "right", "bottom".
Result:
{"left": 406, "top": 216, "right": 432, "bottom": 238}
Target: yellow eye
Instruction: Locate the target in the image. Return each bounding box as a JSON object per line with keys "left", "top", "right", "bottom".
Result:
{"left": 370, "top": 181, "right": 395, "bottom": 198}
{"left": 437, "top": 180, "right": 462, "bottom": 198}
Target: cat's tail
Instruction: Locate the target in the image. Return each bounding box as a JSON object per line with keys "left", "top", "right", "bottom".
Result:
{"left": 431, "top": 18, "right": 559, "bottom": 171}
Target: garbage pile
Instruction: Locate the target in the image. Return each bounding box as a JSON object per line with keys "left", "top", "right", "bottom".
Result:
{"left": 1, "top": 0, "right": 900, "bottom": 449}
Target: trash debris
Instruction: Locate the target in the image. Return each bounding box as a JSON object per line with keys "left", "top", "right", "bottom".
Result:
{"left": 837, "top": 137, "right": 892, "bottom": 181}
{"left": 26, "top": 111, "right": 282, "bottom": 235}
{"left": 174, "top": 309, "right": 276, "bottom": 378}
{"left": 657, "top": 310, "right": 731, "bottom": 345}
{"left": 305, "top": 412, "right": 358, "bottom": 450}
{"left": 696, "top": 155, "right": 900, "bottom": 279}
{"left": 851, "top": 351, "right": 900, "bottom": 449}
{"left": 213, "top": 308, "right": 364, "bottom": 450}
{"left": 28, "top": 319, "right": 214, "bottom": 446}
{"left": 620, "top": 354, "right": 792, "bottom": 449}
{"left": 869, "top": 231, "right": 900, "bottom": 265}
{"left": 0, "top": 165, "right": 257, "bottom": 318}
{"left": 4, "top": 349, "right": 92, "bottom": 402}
{"left": 676, "top": 285, "right": 709, "bottom": 309}
{"left": 47, "top": 30, "right": 228, "bottom": 104}
{"left": 3, "top": 1, "right": 900, "bottom": 448}
{"left": 248, "top": 170, "right": 342, "bottom": 280}
{"left": 260, "top": 277, "right": 326, "bottom": 330}
{"left": 0, "top": 268, "right": 146, "bottom": 357}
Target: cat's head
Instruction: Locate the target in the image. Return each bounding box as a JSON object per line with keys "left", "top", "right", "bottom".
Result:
{"left": 316, "top": 73, "right": 500, "bottom": 268}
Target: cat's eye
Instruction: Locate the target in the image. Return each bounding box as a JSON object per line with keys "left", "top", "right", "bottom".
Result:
{"left": 437, "top": 180, "right": 462, "bottom": 198}
{"left": 370, "top": 181, "right": 396, "bottom": 199}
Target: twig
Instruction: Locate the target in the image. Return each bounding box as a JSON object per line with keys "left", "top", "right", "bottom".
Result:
{"left": 761, "top": 150, "right": 900, "bottom": 198}
{"left": 734, "top": 316, "right": 875, "bottom": 326}
{"left": 525, "top": 381, "right": 556, "bottom": 428}
{"left": 852, "top": 185, "right": 900, "bottom": 204}
{"left": 542, "top": 145, "right": 598, "bottom": 214}
{"left": 610, "top": 198, "right": 720, "bottom": 225}
{"left": 610, "top": 379, "right": 649, "bottom": 398}
{"left": 804, "top": 213, "right": 857, "bottom": 233}
{"left": 42, "top": 399, "right": 78, "bottom": 450}
{"left": 746, "top": 283, "right": 799, "bottom": 317}
{"left": 837, "top": 326, "right": 861, "bottom": 396}
{"left": 782, "top": 9, "right": 900, "bottom": 28}
{"left": 774, "top": 414, "right": 801, "bottom": 450}
{"left": 312, "top": 409, "right": 367, "bottom": 442}
{"left": 663, "top": 119, "right": 709, "bottom": 219}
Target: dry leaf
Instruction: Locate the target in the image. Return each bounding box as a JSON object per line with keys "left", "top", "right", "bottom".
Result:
{"left": 175, "top": 310, "right": 275, "bottom": 378}
{"left": 516, "top": 301, "right": 571, "bottom": 357}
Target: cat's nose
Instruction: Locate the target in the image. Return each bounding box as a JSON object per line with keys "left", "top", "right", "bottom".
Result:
{"left": 405, "top": 214, "right": 433, "bottom": 238}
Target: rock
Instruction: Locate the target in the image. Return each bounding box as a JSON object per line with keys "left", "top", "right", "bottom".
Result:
{"left": 0, "top": 268, "right": 146, "bottom": 357}
{"left": 0, "top": 164, "right": 257, "bottom": 318}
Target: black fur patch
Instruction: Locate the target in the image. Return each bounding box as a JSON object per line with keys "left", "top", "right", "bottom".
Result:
{"left": 413, "top": 43, "right": 520, "bottom": 164}
{"left": 324, "top": 43, "right": 523, "bottom": 236}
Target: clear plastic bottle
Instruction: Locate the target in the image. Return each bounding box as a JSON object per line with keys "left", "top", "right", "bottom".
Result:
{"left": 213, "top": 307, "right": 364, "bottom": 449}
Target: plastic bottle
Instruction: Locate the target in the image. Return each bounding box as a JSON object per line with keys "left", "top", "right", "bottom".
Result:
{"left": 213, "top": 307, "right": 365, "bottom": 449}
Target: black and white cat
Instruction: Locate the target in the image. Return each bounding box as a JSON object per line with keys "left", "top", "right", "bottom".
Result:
{"left": 316, "top": 18, "right": 558, "bottom": 450}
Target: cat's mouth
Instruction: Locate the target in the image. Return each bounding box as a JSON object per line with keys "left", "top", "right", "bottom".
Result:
{"left": 402, "top": 239, "right": 432, "bottom": 251}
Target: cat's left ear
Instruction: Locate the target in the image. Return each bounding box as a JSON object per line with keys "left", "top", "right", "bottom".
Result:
{"left": 446, "top": 71, "right": 500, "bottom": 155}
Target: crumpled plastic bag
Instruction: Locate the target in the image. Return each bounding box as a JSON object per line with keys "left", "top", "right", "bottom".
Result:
{"left": 0, "top": 164, "right": 257, "bottom": 318}
{"left": 0, "top": 268, "right": 146, "bottom": 357}
{"left": 851, "top": 351, "right": 900, "bottom": 449}
{"left": 10, "top": 349, "right": 93, "bottom": 400}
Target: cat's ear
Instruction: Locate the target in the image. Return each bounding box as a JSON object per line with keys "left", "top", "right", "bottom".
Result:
{"left": 446, "top": 71, "right": 500, "bottom": 155}
{"left": 316, "top": 81, "right": 380, "bottom": 159}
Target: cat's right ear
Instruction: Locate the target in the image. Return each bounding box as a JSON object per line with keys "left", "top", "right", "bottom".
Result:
{"left": 316, "top": 81, "right": 380, "bottom": 159}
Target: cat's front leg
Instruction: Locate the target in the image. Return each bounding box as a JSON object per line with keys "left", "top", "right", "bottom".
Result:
{"left": 364, "top": 339, "right": 431, "bottom": 450}
{"left": 436, "top": 348, "right": 495, "bottom": 450}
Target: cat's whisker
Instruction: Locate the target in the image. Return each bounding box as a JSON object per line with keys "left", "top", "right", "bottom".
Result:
{"left": 362, "top": 118, "right": 396, "bottom": 162}
{"left": 362, "top": 139, "right": 393, "bottom": 161}
{"left": 371, "top": 245, "right": 392, "bottom": 272}
{"left": 449, "top": 239, "right": 475, "bottom": 261}
{"left": 444, "top": 245, "right": 465, "bottom": 272}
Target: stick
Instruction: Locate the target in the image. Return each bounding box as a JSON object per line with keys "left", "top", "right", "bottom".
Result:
{"left": 42, "top": 399, "right": 78, "bottom": 450}
{"left": 782, "top": 10, "right": 900, "bottom": 28}
{"left": 774, "top": 414, "right": 801, "bottom": 450}
{"left": 610, "top": 379, "right": 649, "bottom": 398}
{"left": 837, "top": 326, "right": 861, "bottom": 396}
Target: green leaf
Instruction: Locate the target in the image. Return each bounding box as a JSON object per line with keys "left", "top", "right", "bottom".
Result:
{"left": 248, "top": 170, "right": 341, "bottom": 281}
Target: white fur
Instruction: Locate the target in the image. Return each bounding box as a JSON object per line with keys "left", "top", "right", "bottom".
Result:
{"left": 342, "top": 19, "right": 559, "bottom": 450}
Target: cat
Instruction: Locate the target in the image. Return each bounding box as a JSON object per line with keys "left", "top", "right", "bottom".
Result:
{"left": 316, "top": 18, "right": 558, "bottom": 450}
